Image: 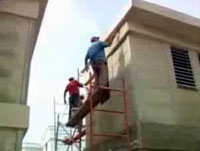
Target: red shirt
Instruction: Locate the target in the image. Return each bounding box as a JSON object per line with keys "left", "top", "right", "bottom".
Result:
{"left": 66, "top": 80, "right": 83, "bottom": 96}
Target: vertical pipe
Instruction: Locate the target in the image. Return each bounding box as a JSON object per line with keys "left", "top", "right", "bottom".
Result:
{"left": 55, "top": 115, "right": 60, "bottom": 151}
{"left": 15, "top": 130, "right": 24, "bottom": 151}
{"left": 89, "top": 72, "right": 94, "bottom": 151}
{"left": 71, "top": 128, "right": 73, "bottom": 151}
{"left": 122, "top": 79, "right": 131, "bottom": 151}
{"left": 54, "top": 98, "right": 56, "bottom": 151}
{"left": 77, "top": 68, "right": 80, "bottom": 81}
{"left": 78, "top": 124, "right": 82, "bottom": 151}
{"left": 77, "top": 68, "right": 82, "bottom": 151}
{"left": 71, "top": 132, "right": 74, "bottom": 151}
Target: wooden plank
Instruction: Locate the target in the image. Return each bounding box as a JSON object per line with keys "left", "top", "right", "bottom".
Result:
{"left": 66, "top": 88, "right": 110, "bottom": 127}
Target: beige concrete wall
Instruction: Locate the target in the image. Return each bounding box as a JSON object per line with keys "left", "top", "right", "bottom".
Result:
{"left": 129, "top": 34, "right": 200, "bottom": 150}
{"left": 84, "top": 1, "right": 200, "bottom": 150}
{"left": 0, "top": 1, "right": 48, "bottom": 151}
{"left": 0, "top": 13, "right": 33, "bottom": 104}
{"left": 92, "top": 21, "right": 200, "bottom": 151}
{"left": 128, "top": 18, "right": 200, "bottom": 150}
{"left": 90, "top": 34, "right": 137, "bottom": 151}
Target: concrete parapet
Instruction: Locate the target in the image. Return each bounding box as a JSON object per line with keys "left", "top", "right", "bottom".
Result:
{"left": 0, "top": 0, "right": 48, "bottom": 150}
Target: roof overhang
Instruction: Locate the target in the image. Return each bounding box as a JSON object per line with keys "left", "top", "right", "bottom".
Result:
{"left": 105, "top": 0, "right": 200, "bottom": 45}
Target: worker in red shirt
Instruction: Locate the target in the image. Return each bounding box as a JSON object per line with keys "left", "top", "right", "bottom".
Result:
{"left": 64, "top": 77, "right": 83, "bottom": 120}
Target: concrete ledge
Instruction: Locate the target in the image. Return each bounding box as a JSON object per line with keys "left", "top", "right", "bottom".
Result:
{"left": 0, "top": 103, "right": 29, "bottom": 129}
{"left": 133, "top": 0, "right": 200, "bottom": 27}
{"left": 105, "top": 0, "right": 200, "bottom": 46}
{"left": 128, "top": 22, "right": 200, "bottom": 51}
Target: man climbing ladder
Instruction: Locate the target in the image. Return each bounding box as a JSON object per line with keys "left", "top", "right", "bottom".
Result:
{"left": 64, "top": 77, "right": 83, "bottom": 120}
{"left": 84, "top": 35, "right": 115, "bottom": 103}
{"left": 84, "top": 35, "right": 115, "bottom": 86}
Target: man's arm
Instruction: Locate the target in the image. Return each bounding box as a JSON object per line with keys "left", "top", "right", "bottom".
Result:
{"left": 75, "top": 80, "right": 83, "bottom": 88}
{"left": 63, "top": 86, "right": 68, "bottom": 104}
{"left": 101, "top": 41, "right": 110, "bottom": 48}
{"left": 78, "top": 82, "right": 83, "bottom": 87}
{"left": 84, "top": 52, "right": 89, "bottom": 71}
{"left": 85, "top": 53, "right": 89, "bottom": 66}
{"left": 103, "top": 33, "right": 116, "bottom": 47}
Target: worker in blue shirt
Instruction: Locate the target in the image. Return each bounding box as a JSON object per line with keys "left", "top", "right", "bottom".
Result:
{"left": 84, "top": 35, "right": 115, "bottom": 86}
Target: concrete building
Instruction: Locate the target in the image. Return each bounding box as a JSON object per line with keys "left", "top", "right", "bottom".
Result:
{"left": 41, "top": 126, "right": 67, "bottom": 151}
{"left": 89, "top": 1, "right": 200, "bottom": 151}
{"left": 41, "top": 126, "right": 55, "bottom": 151}
{"left": 22, "top": 142, "right": 42, "bottom": 151}
{"left": 0, "top": 1, "right": 48, "bottom": 151}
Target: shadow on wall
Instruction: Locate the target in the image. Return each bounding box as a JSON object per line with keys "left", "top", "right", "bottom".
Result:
{"left": 90, "top": 36, "right": 139, "bottom": 151}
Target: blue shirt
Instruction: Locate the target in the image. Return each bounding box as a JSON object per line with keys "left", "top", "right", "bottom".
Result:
{"left": 85, "top": 41, "right": 109, "bottom": 65}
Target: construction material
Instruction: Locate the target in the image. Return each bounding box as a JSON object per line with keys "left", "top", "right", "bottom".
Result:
{"left": 66, "top": 88, "right": 109, "bottom": 127}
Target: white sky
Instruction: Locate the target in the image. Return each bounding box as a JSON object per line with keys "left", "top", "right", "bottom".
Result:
{"left": 23, "top": 0, "right": 200, "bottom": 143}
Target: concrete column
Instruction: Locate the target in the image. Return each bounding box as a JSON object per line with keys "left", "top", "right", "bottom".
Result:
{"left": 0, "top": 1, "right": 48, "bottom": 151}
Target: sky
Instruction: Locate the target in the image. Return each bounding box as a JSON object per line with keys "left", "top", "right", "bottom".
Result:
{"left": 23, "top": 0, "right": 200, "bottom": 143}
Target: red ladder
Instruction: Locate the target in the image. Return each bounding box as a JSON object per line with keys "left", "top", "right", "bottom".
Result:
{"left": 89, "top": 79, "right": 131, "bottom": 151}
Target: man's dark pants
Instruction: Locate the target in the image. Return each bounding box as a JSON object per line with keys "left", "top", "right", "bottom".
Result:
{"left": 69, "top": 95, "right": 79, "bottom": 120}
{"left": 91, "top": 60, "right": 108, "bottom": 86}
{"left": 91, "top": 60, "right": 110, "bottom": 103}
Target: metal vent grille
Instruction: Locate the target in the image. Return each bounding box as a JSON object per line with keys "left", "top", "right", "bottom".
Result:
{"left": 171, "top": 47, "right": 196, "bottom": 89}
{"left": 198, "top": 54, "right": 200, "bottom": 64}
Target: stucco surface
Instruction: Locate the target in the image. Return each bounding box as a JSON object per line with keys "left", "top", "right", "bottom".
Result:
{"left": 87, "top": 1, "right": 200, "bottom": 151}
{"left": 0, "top": 0, "right": 48, "bottom": 151}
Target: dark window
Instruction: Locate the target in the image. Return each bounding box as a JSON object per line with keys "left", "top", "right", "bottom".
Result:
{"left": 171, "top": 47, "right": 196, "bottom": 89}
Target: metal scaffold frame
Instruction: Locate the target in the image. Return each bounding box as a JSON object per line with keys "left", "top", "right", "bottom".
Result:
{"left": 89, "top": 78, "right": 131, "bottom": 151}
{"left": 64, "top": 72, "right": 131, "bottom": 151}
{"left": 54, "top": 68, "right": 84, "bottom": 151}
{"left": 54, "top": 99, "right": 84, "bottom": 151}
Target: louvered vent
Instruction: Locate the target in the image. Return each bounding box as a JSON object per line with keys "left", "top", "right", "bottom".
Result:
{"left": 171, "top": 47, "right": 196, "bottom": 89}
{"left": 198, "top": 54, "right": 200, "bottom": 64}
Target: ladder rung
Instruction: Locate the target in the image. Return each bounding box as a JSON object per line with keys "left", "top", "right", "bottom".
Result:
{"left": 93, "top": 133, "right": 127, "bottom": 138}
{"left": 94, "top": 109, "right": 125, "bottom": 114}
{"left": 92, "top": 85, "right": 123, "bottom": 92}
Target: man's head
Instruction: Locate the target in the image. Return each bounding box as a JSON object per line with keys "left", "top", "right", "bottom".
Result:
{"left": 69, "top": 77, "right": 74, "bottom": 82}
{"left": 90, "top": 36, "right": 99, "bottom": 43}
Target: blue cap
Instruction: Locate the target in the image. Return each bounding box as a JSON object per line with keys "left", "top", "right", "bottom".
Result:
{"left": 91, "top": 36, "right": 99, "bottom": 42}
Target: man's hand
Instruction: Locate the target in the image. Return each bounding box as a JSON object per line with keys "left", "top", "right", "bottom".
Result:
{"left": 106, "top": 32, "right": 116, "bottom": 46}
{"left": 64, "top": 99, "right": 67, "bottom": 105}
{"left": 81, "top": 65, "right": 89, "bottom": 73}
